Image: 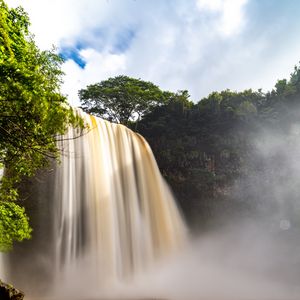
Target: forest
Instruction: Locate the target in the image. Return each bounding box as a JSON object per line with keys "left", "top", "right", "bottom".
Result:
{"left": 139, "top": 73, "right": 300, "bottom": 229}
{"left": 80, "top": 68, "right": 300, "bottom": 231}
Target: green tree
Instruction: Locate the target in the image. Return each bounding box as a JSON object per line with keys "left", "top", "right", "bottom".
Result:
{"left": 79, "top": 75, "right": 171, "bottom": 126}
{"left": 0, "top": 0, "right": 82, "bottom": 251}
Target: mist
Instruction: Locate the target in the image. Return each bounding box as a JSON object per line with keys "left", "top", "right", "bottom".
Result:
{"left": 126, "top": 227, "right": 299, "bottom": 300}
{"left": 41, "top": 117, "right": 300, "bottom": 300}
{"left": 49, "top": 222, "right": 300, "bottom": 300}
{"left": 111, "top": 116, "right": 300, "bottom": 300}
{"left": 3, "top": 109, "right": 300, "bottom": 300}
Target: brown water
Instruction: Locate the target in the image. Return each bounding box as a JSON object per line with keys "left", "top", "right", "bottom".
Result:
{"left": 2, "top": 110, "right": 186, "bottom": 299}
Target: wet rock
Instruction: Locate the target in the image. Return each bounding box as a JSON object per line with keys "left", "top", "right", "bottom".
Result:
{"left": 0, "top": 279, "right": 24, "bottom": 300}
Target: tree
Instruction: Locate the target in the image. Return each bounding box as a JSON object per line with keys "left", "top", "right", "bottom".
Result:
{"left": 79, "top": 75, "right": 171, "bottom": 126}
{"left": 0, "top": 0, "right": 82, "bottom": 251}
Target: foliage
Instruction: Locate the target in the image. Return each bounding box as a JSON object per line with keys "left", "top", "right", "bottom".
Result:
{"left": 137, "top": 64, "right": 300, "bottom": 228}
{"left": 0, "top": 202, "right": 31, "bottom": 251}
{"left": 0, "top": 0, "right": 82, "bottom": 251}
{"left": 79, "top": 75, "right": 172, "bottom": 126}
{"left": 79, "top": 62, "right": 300, "bottom": 229}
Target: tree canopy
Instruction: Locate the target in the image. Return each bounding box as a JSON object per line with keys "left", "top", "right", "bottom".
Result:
{"left": 136, "top": 64, "right": 300, "bottom": 228}
{"left": 79, "top": 75, "right": 172, "bottom": 126}
{"left": 0, "top": 0, "right": 82, "bottom": 251}
{"left": 78, "top": 65, "right": 300, "bottom": 228}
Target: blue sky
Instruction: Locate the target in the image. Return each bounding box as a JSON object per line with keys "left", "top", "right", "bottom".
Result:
{"left": 5, "top": 0, "right": 300, "bottom": 106}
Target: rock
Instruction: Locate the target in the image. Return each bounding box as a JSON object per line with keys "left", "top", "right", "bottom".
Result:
{"left": 0, "top": 279, "right": 24, "bottom": 300}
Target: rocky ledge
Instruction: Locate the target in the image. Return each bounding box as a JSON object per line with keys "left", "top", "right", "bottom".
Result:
{"left": 0, "top": 279, "right": 24, "bottom": 300}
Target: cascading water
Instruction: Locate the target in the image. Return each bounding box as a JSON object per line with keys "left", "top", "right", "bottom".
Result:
{"left": 3, "top": 109, "right": 186, "bottom": 298}
{"left": 0, "top": 254, "right": 4, "bottom": 281}
{"left": 0, "top": 168, "right": 5, "bottom": 282}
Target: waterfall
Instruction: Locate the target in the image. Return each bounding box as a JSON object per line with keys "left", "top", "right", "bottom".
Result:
{"left": 4, "top": 110, "right": 186, "bottom": 297}
{"left": 0, "top": 168, "right": 5, "bottom": 282}
{"left": 0, "top": 254, "right": 5, "bottom": 281}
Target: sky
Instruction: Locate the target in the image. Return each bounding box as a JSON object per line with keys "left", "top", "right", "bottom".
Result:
{"left": 5, "top": 0, "right": 300, "bottom": 106}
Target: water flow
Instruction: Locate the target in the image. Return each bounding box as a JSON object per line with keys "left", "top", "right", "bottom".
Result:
{"left": 5, "top": 110, "right": 186, "bottom": 297}
{"left": 0, "top": 254, "right": 5, "bottom": 281}
{"left": 54, "top": 111, "right": 186, "bottom": 291}
{"left": 0, "top": 168, "right": 5, "bottom": 282}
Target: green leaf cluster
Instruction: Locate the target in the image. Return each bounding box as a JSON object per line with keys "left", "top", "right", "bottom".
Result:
{"left": 0, "top": 201, "right": 31, "bottom": 251}
{"left": 79, "top": 75, "right": 172, "bottom": 126}
{"left": 0, "top": 0, "right": 83, "bottom": 250}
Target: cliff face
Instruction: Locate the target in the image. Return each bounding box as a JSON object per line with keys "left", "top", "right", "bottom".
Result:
{"left": 137, "top": 85, "right": 300, "bottom": 230}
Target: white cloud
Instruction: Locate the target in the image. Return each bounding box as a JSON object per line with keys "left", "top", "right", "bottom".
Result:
{"left": 6, "top": 0, "right": 78, "bottom": 49}
{"left": 5, "top": 0, "right": 123, "bottom": 49}
{"left": 196, "top": 0, "right": 223, "bottom": 11}
{"left": 62, "top": 50, "right": 126, "bottom": 106}
{"left": 80, "top": 49, "right": 126, "bottom": 74}
{"left": 196, "top": 0, "right": 248, "bottom": 36}
{"left": 5, "top": 0, "right": 300, "bottom": 107}
{"left": 221, "top": 0, "right": 248, "bottom": 36}
{"left": 61, "top": 60, "right": 83, "bottom": 106}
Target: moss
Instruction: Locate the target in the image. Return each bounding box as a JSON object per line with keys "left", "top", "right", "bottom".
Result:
{"left": 0, "top": 279, "right": 24, "bottom": 300}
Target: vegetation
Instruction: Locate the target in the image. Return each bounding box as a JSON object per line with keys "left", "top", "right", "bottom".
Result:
{"left": 79, "top": 75, "right": 173, "bottom": 126}
{"left": 79, "top": 64, "right": 300, "bottom": 228}
{"left": 0, "top": 0, "right": 82, "bottom": 251}
{"left": 136, "top": 66, "right": 300, "bottom": 228}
